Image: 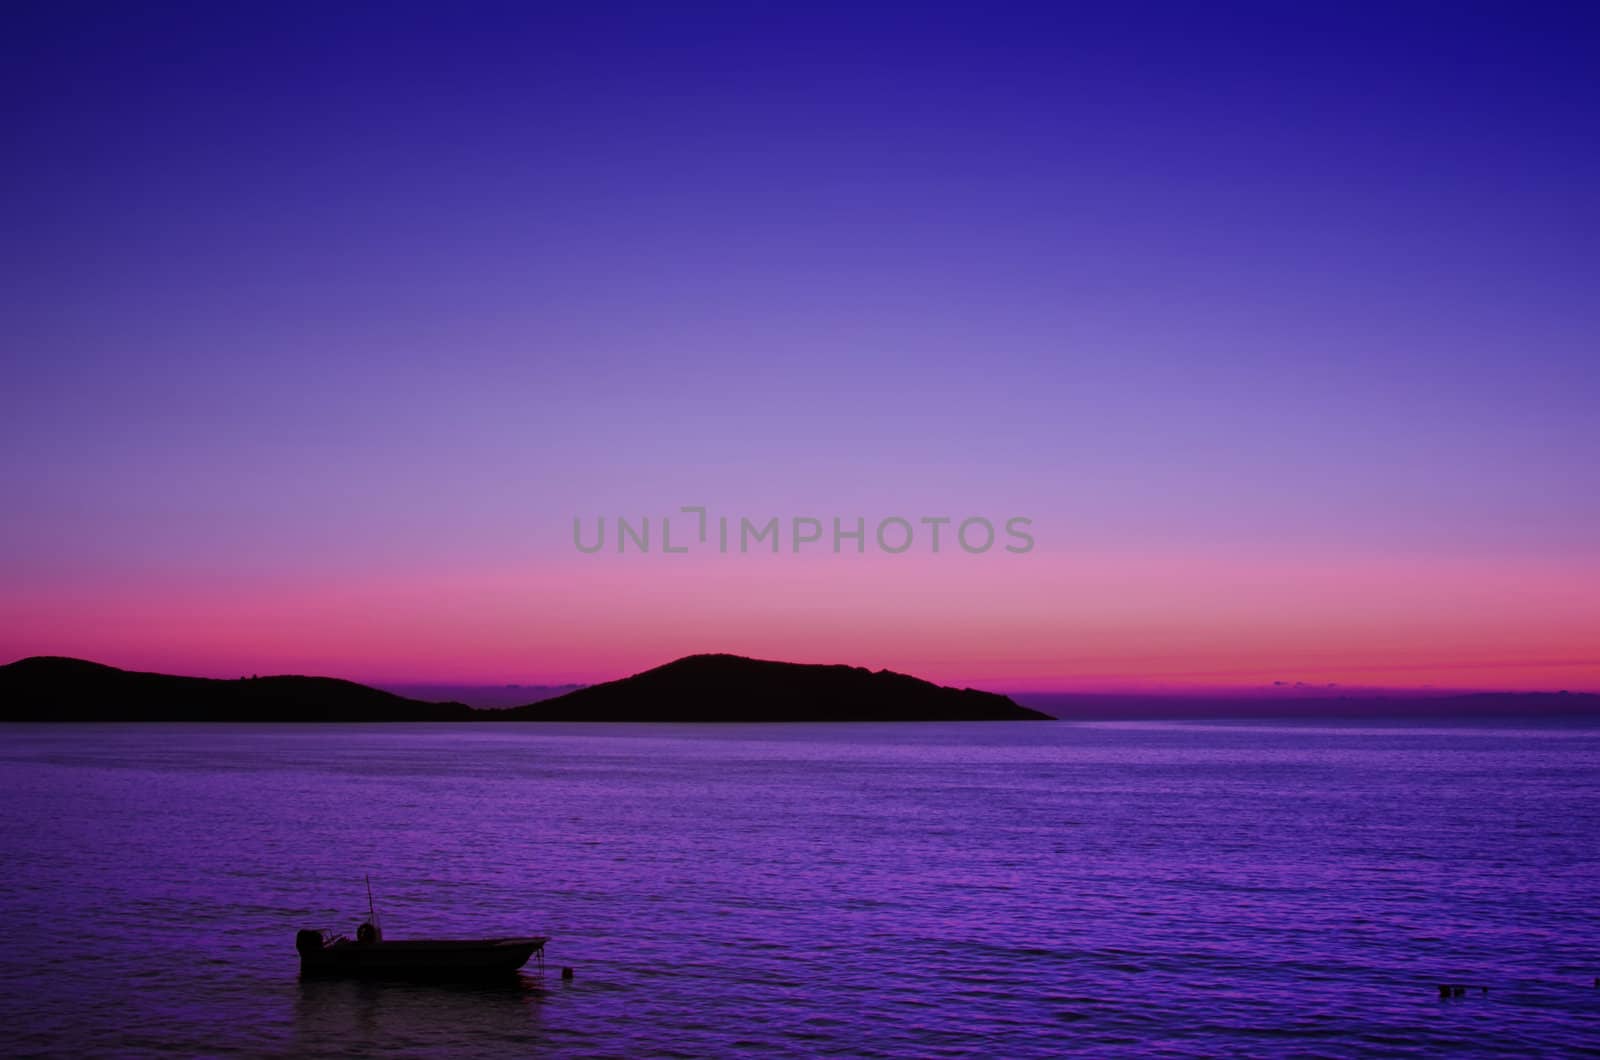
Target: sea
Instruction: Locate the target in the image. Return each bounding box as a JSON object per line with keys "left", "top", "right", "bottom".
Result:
{"left": 1, "top": 721, "right": 1596, "bottom": 1058}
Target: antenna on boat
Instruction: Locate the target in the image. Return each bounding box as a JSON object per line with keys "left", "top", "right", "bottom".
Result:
{"left": 356, "top": 874, "right": 383, "bottom": 943}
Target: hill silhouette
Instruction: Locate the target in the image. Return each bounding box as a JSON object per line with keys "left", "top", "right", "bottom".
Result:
{"left": 0, "top": 654, "right": 1047, "bottom": 722}
{"left": 0, "top": 656, "right": 476, "bottom": 722}
{"left": 500, "top": 653, "right": 1051, "bottom": 721}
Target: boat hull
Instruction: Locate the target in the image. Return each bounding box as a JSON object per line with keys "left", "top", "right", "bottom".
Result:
{"left": 299, "top": 937, "right": 548, "bottom": 980}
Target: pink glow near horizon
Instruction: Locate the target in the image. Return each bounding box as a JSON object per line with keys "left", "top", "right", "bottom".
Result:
{"left": 5, "top": 548, "right": 1596, "bottom": 694}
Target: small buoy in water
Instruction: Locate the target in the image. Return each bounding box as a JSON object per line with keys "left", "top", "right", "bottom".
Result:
{"left": 562, "top": 966, "right": 574, "bottom": 980}
{"left": 1438, "top": 984, "right": 1451, "bottom": 999}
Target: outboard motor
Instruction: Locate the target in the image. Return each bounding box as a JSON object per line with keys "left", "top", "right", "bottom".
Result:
{"left": 296, "top": 929, "right": 325, "bottom": 956}
{"left": 356, "top": 920, "right": 382, "bottom": 944}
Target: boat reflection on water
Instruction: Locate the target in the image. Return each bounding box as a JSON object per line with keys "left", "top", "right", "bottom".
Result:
{"left": 292, "top": 975, "right": 545, "bottom": 1058}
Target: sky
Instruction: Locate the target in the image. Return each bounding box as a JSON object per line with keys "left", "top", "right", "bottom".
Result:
{"left": 3, "top": 3, "right": 1597, "bottom": 692}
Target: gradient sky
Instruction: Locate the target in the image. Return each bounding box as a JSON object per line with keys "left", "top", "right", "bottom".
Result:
{"left": 4, "top": 4, "right": 1597, "bottom": 692}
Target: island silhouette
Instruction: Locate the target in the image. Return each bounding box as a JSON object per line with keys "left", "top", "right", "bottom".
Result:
{"left": 5, "top": 655, "right": 1595, "bottom": 723}
{"left": 0, "top": 656, "right": 479, "bottom": 722}
{"left": 497, "top": 653, "right": 1048, "bottom": 721}
{"left": 0, "top": 654, "right": 1049, "bottom": 722}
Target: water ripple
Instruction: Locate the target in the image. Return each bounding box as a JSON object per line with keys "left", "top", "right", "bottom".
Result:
{"left": 1, "top": 721, "right": 1597, "bottom": 1056}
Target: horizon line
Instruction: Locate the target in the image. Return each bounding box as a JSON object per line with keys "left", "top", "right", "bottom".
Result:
{"left": 7, "top": 653, "right": 1596, "bottom": 700}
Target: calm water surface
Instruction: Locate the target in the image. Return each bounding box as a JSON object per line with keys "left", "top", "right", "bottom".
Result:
{"left": 1, "top": 722, "right": 1597, "bottom": 1057}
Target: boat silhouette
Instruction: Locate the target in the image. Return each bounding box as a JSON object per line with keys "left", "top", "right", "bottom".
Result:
{"left": 296, "top": 878, "right": 548, "bottom": 980}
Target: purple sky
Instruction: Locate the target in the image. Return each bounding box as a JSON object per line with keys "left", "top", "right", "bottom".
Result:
{"left": 4, "top": 4, "right": 1597, "bottom": 690}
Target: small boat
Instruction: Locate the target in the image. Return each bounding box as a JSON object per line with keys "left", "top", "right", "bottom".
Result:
{"left": 296, "top": 879, "right": 549, "bottom": 980}
{"left": 296, "top": 928, "right": 549, "bottom": 979}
